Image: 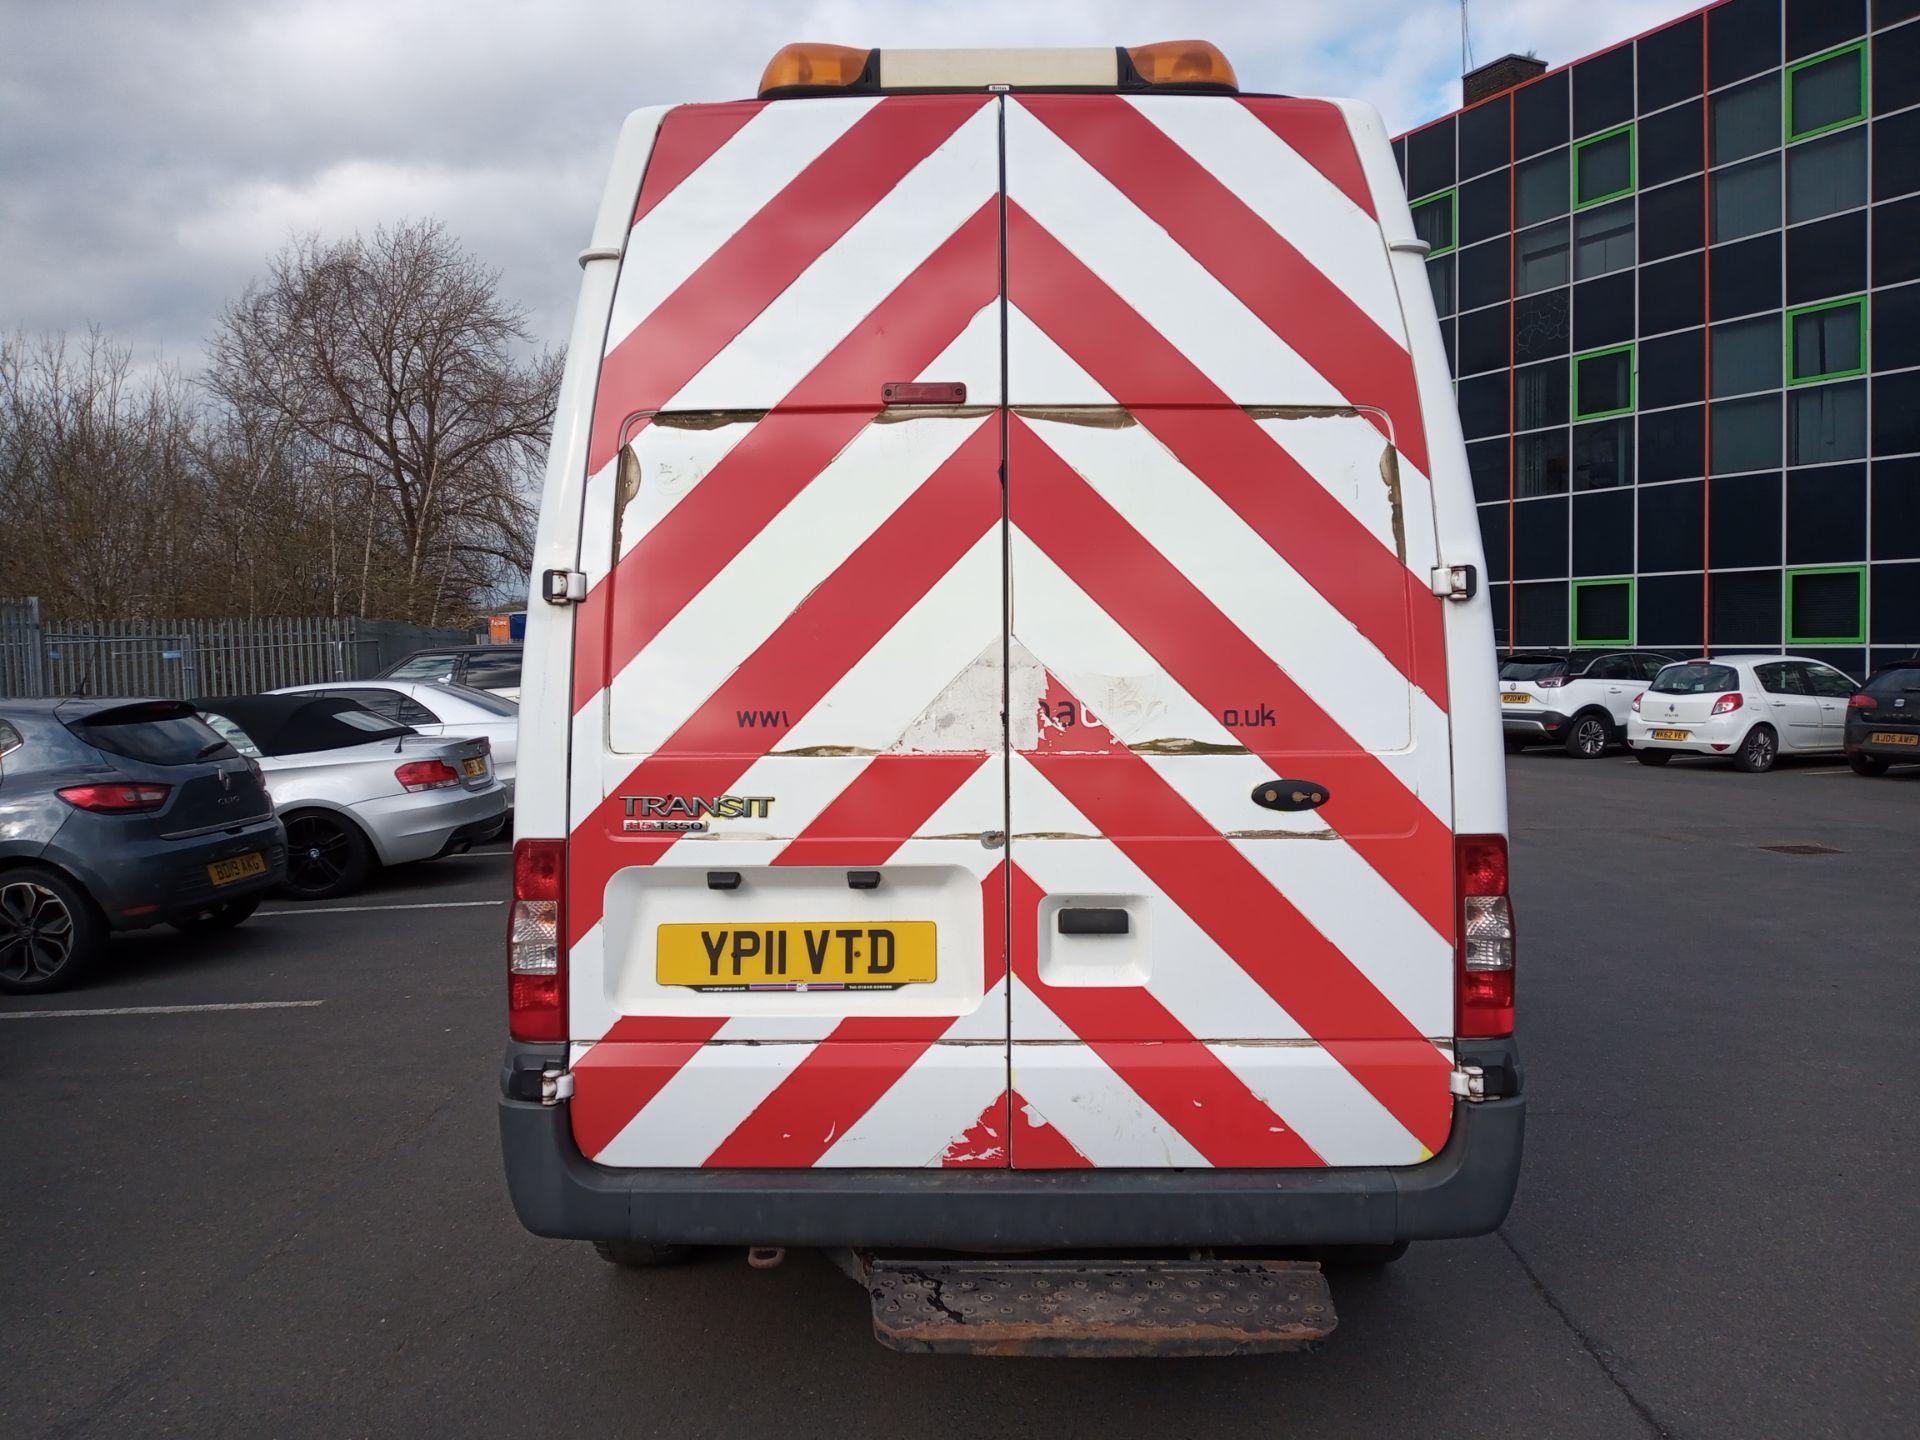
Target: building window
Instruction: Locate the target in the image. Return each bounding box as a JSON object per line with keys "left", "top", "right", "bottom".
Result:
{"left": 1516, "top": 359, "right": 1571, "bottom": 430}
{"left": 1574, "top": 344, "right": 1636, "bottom": 420}
{"left": 1426, "top": 254, "right": 1455, "bottom": 317}
{"left": 1786, "top": 43, "right": 1867, "bottom": 144}
{"left": 1517, "top": 429, "right": 1572, "bottom": 497}
{"left": 1516, "top": 149, "right": 1571, "bottom": 227}
{"left": 1516, "top": 221, "right": 1571, "bottom": 294}
{"left": 1712, "top": 154, "right": 1782, "bottom": 242}
{"left": 1788, "top": 381, "right": 1867, "bottom": 465}
{"left": 1788, "top": 295, "right": 1867, "bottom": 384}
{"left": 1711, "top": 314, "right": 1782, "bottom": 397}
{"left": 1710, "top": 74, "right": 1780, "bottom": 166}
{"left": 1785, "top": 564, "right": 1866, "bottom": 644}
{"left": 1574, "top": 201, "right": 1635, "bottom": 279}
{"left": 1710, "top": 393, "right": 1784, "bottom": 474}
{"left": 1786, "top": 129, "right": 1867, "bottom": 225}
{"left": 1572, "top": 577, "right": 1634, "bottom": 646}
{"left": 1572, "top": 417, "right": 1633, "bottom": 489}
{"left": 1412, "top": 189, "right": 1457, "bottom": 257}
{"left": 1574, "top": 125, "right": 1635, "bottom": 208}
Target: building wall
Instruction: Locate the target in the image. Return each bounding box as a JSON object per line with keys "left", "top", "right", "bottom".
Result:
{"left": 1393, "top": 0, "right": 1920, "bottom": 675}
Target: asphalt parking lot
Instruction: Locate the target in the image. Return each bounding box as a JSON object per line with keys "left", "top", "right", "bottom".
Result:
{"left": 3, "top": 753, "right": 1916, "bottom": 1439}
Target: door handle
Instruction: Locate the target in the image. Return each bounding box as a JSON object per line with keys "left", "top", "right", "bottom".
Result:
{"left": 1058, "top": 908, "right": 1129, "bottom": 936}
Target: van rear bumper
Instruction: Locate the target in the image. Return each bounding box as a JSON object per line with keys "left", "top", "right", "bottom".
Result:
{"left": 497, "top": 1040, "right": 1524, "bottom": 1249}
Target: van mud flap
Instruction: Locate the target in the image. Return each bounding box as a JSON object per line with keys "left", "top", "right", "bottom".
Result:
{"left": 856, "top": 1255, "right": 1335, "bottom": 1357}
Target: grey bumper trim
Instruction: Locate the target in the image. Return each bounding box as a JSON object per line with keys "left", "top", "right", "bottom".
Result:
{"left": 497, "top": 1040, "right": 1525, "bottom": 1249}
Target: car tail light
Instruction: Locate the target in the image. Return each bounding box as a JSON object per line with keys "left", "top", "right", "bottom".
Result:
{"left": 509, "top": 838, "right": 565, "bottom": 1042}
{"left": 1535, "top": 674, "right": 1569, "bottom": 688}
{"left": 1711, "top": 693, "right": 1744, "bottom": 716}
{"left": 57, "top": 782, "right": 171, "bottom": 813}
{"left": 1631, "top": 692, "right": 1644, "bottom": 713}
{"left": 1849, "top": 694, "right": 1876, "bottom": 711}
{"left": 395, "top": 759, "right": 460, "bottom": 792}
{"left": 1456, "top": 834, "right": 1514, "bottom": 1039}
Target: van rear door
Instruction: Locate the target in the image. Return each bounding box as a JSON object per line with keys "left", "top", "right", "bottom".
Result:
{"left": 565, "top": 95, "right": 1014, "bottom": 1169}
{"left": 1000, "top": 95, "right": 1457, "bottom": 1168}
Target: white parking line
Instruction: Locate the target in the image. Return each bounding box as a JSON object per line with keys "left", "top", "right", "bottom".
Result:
{"left": 261, "top": 899, "right": 506, "bottom": 916}
{"left": 0, "top": 1000, "right": 325, "bottom": 1020}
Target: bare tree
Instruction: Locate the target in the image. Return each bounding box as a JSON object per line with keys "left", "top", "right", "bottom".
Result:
{"left": 206, "top": 220, "right": 558, "bottom": 623}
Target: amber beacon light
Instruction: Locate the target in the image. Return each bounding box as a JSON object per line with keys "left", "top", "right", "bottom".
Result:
{"left": 758, "top": 43, "right": 874, "bottom": 96}
{"left": 1126, "top": 40, "right": 1238, "bottom": 89}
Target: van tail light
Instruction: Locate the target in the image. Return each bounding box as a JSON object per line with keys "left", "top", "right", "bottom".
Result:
{"left": 1848, "top": 694, "right": 1876, "bottom": 711}
{"left": 395, "top": 759, "right": 460, "bottom": 792}
{"left": 57, "top": 782, "right": 171, "bottom": 813}
{"left": 1711, "top": 693, "right": 1744, "bottom": 716}
{"left": 509, "top": 838, "right": 566, "bottom": 1043}
{"left": 1456, "top": 834, "right": 1514, "bottom": 1039}
{"left": 1631, "top": 692, "right": 1643, "bottom": 713}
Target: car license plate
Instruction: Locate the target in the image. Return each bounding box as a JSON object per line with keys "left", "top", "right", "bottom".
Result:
{"left": 1870, "top": 731, "right": 1919, "bottom": 746}
{"left": 1653, "top": 728, "right": 1689, "bottom": 741}
{"left": 461, "top": 756, "right": 487, "bottom": 778}
{"left": 207, "top": 852, "right": 267, "bottom": 886}
{"left": 1501, "top": 693, "right": 1530, "bottom": 704}
{"left": 657, "top": 921, "right": 936, "bottom": 992}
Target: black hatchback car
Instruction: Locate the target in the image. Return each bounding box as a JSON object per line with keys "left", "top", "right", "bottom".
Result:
{"left": 0, "top": 698, "right": 286, "bottom": 993}
{"left": 1845, "top": 660, "right": 1920, "bottom": 776}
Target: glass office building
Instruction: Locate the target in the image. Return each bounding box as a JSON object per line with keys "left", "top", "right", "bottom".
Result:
{"left": 1394, "top": 0, "right": 1920, "bottom": 674}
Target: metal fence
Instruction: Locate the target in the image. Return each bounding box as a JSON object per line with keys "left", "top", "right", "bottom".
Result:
{"left": 0, "top": 601, "right": 474, "bottom": 699}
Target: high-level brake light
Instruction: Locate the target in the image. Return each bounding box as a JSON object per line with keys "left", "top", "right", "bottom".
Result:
{"left": 1456, "top": 834, "right": 1515, "bottom": 1039}
{"left": 509, "top": 839, "right": 566, "bottom": 1043}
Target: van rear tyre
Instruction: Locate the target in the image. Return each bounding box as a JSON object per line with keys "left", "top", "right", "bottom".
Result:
{"left": 594, "top": 1241, "right": 693, "bottom": 1268}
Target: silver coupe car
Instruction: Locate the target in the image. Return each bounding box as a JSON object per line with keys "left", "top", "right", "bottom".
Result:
{"left": 194, "top": 694, "right": 507, "bottom": 900}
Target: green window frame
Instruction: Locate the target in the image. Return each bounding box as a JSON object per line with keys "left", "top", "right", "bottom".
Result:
{"left": 1572, "top": 124, "right": 1636, "bottom": 209}
{"left": 1785, "top": 295, "right": 1867, "bottom": 386}
{"left": 1785, "top": 565, "right": 1866, "bottom": 645}
{"left": 1572, "top": 343, "right": 1637, "bottom": 420}
{"left": 1786, "top": 41, "right": 1868, "bottom": 144}
{"left": 1572, "top": 577, "right": 1636, "bottom": 647}
{"left": 1411, "top": 188, "right": 1458, "bottom": 257}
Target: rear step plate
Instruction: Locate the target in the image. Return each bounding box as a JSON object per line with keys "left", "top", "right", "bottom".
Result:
{"left": 868, "top": 1258, "right": 1335, "bottom": 1357}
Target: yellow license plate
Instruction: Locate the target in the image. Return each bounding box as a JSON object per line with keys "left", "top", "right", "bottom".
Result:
{"left": 657, "top": 921, "right": 936, "bottom": 992}
{"left": 461, "top": 756, "right": 487, "bottom": 777}
{"left": 1870, "top": 731, "right": 1919, "bottom": 746}
{"left": 207, "top": 852, "right": 267, "bottom": 886}
{"left": 1653, "top": 728, "right": 1689, "bottom": 741}
{"left": 1501, "top": 693, "right": 1531, "bottom": 704}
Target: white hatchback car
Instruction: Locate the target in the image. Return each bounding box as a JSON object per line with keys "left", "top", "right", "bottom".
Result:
{"left": 1626, "top": 655, "right": 1860, "bottom": 772}
{"left": 271, "top": 681, "right": 518, "bottom": 806}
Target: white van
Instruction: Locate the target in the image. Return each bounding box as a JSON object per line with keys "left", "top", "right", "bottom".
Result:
{"left": 499, "top": 41, "right": 1521, "bottom": 1355}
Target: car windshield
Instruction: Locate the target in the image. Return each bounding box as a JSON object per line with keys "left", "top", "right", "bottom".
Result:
{"left": 437, "top": 682, "right": 517, "bottom": 716}
{"left": 200, "top": 712, "right": 263, "bottom": 759}
{"left": 1500, "top": 657, "right": 1569, "bottom": 682}
{"left": 1864, "top": 667, "right": 1920, "bottom": 697}
{"left": 1651, "top": 663, "right": 1738, "bottom": 694}
{"left": 388, "top": 653, "right": 458, "bottom": 682}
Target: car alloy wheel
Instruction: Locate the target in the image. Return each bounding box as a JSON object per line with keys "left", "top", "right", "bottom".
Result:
{"left": 0, "top": 878, "right": 75, "bottom": 984}
{"left": 1737, "top": 726, "right": 1778, "bottom": 773}
{"left": 1567, "top": 715, "right": 1610, "bottom": 758}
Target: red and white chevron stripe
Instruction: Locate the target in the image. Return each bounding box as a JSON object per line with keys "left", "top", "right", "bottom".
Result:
{"left": 552, "top": 89, "right": 1468, "bottom": 1172}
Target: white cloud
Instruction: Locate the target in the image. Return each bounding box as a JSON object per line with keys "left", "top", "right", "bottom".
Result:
{"left": 0, "top": 0, "right": 1703, "bottom": 364}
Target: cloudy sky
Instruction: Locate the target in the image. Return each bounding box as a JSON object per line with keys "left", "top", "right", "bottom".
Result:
{"left": 2, "top": 0, "right": 1699, "bottom": 368}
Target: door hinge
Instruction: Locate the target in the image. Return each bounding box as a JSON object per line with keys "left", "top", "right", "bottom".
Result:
{"left": 541, "top": 1068, "right": 575, "bottom": 1105}
{"left": 1430, "top": 563, "right": 1479, "bottom": 601}
{"left": 1449, "top": 1065, "right": 1486, "bottom": 1101}
{"left": 542, "top": 568, "right": 587, "bottom": 605}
